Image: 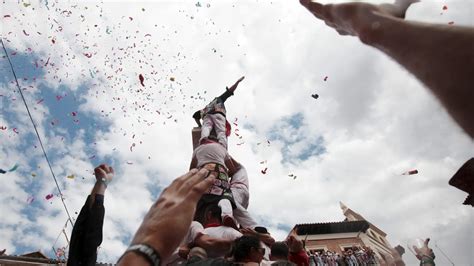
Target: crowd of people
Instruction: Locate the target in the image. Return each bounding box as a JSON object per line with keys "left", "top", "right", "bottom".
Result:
{"left": 60, "top": 0, "right": 474, "bottom": 264}
{"left": 308, "top": 246, "right": 377, "bottom": 266}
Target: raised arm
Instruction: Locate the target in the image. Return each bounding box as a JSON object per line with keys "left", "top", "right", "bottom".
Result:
{"left": 300, "top": 0, "right": 474, "bottom": 138}
{"left": 117, "top": 169, "right": 216, "bottom": 264}
{"left": 225, "top": 156, "right": 242, "bottom": 177}
{"left": 68, "top": 164, "right": 113, "bottom": 266}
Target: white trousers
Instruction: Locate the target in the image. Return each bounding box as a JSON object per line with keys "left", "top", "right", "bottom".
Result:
{"left": 231, "top": 187, "right": 258, "bottom": 229}
{"left": 200, "top": 113, "right": 227, "bottom": 149}
{"left": 217, "top": 186, "right": 257, "bottom": 229}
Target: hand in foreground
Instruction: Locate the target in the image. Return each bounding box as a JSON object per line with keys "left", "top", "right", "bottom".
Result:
{"left": 123, "top": 169, "right": 216, "bottom": 262}
{"left": 286, "top": 234, "right": 304, "bottom": 253}
{"left": 228, "top": 76, "right": 245, "bottom": 93}
{"left": 414, "top": 238, "right": 435, "bottom": 261}
{"left": 299, "top": 0, "right": 418, "bottom": 41}
{"left": 94, "top": 164, "right": 114, "bottom": 183}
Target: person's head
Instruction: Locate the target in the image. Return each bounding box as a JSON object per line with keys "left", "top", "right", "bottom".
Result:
{"left": 204, "top": 204, "right": 222, "bottom": 225}
{"left": 270, "top": 241, "right": 289, "bottom": 261}
{"left": 233, "top": 235, "right": 265, "bottom": 263}
{"left": 188, "top": 247, "right": 207, "bottom": 260}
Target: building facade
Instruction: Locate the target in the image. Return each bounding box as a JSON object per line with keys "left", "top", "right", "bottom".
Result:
{"left": 291, "top": 202, "right": 400, "bottom": 265}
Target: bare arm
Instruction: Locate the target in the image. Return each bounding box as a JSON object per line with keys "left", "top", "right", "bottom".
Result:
{"left": 195, "top": 234, "right": 233, "bottom": 257}
{"left": 117, "top": 169, "right": 215, "bottom": 264}
{"left": 225, "top": 156, "right": 242, "bottom": 177}
{"left": 300, "top": 1, "right": 474, "bottom": 138}
{"left": 240, "top": 228, "right": 276, "bottom": 246}
{"left": 89, "top": 164, "right": 114, "bottom": 208}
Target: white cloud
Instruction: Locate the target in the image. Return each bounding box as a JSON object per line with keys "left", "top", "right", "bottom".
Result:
{"left": 1, "top": 0, "right": 472, "bottom": 265}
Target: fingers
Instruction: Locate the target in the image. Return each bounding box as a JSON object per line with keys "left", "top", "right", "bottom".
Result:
{"left": 180, "top": 168, "right": 209, "bottom": 191}
{"left": 188, "top": 173, "right": 216, "bottom": 202}
{"left": 300, "top": 0, "right": 325, "bottom": 20}
{"left": 424, "top": 238, "right": 430, "bottom": 247}
{"left": 238, "top": 76, "right": 245, "bottom": 82}
{"left": 413, "top": 245, "right": 420, "bottom": 254}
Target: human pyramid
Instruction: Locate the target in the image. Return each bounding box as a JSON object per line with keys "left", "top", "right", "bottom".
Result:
{"left": 172, "top": 76, "right": 279, "bottom": 264}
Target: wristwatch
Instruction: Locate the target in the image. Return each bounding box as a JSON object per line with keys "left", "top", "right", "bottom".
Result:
{"left": 119, "top": 244, "right": 161, "bottom": 266}
{"left": 99, "top": 177, "right": 110, "bottom": 187}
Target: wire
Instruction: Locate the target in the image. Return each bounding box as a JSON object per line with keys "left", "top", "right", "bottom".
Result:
{"left": 1, "top": 38, "right": 74, "bottom": 228}
{"left": 434, "top": 242, "right": 455, "bottom": 266}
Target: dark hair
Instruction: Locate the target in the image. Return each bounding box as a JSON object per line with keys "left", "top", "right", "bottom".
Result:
{"left": 254, "top": 226, "right": 269, "bottom": 234}
{"left": 233, "top": 235, "right": 261, "bottom": 262}
{"left": 271, "top": 242, "right": 289, "bottom": 259}
{"left": 204, "top": 204, "right": 222, "bottom": 222}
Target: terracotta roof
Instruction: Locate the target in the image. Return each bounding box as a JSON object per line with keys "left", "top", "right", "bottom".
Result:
{"left": 294, "top": 221, "right": 370, "bottom": 235}
{"left": 449, "top": 158, "right": 474, "bottom": 206}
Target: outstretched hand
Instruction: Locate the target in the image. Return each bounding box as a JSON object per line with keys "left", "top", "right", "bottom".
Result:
{"left": 299, "top": 0, "right": 418, "bottom": 42}
{"left": 126, "top": 169, "right": 216, "bottom": 261}
{"left": 228, "top": 76, "right": 245, "bottom": 93}
{"left": 94, "top": 164, "right": 114, "bottom": 183}
{"left": 414, "top": 238, "right": 435, "bottom": 261}
{"left": 286, "top": 234, "right": 304, "bottom": 253}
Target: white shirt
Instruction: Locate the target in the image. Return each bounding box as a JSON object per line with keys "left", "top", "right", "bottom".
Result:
{"left": 193, "top": 143, "right": 230, "bottom": 167}
{"left": 230, "top": 166, "right": 249, "bottom": 189}
{"left": 203, "top": 226, "right": 242, "bottom": 241}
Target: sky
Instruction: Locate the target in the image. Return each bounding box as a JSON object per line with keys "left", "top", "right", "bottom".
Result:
{"left": 0, "top": 0, "right": 473, "bottom": 265}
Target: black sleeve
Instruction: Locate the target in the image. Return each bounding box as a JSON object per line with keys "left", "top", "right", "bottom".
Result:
{"left": 67, "top": 195, "right": 105, "bottom": 266}
{"left": 217, "top": 88, "right": 233, "bottom": 103}
{"left": 192, "top": 110, "right": 202, "bottom": 120}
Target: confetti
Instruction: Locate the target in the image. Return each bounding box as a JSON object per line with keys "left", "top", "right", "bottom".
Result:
{"left": 442, "top": 5, "right": 448, "bottom": 10}
{"left": 12, "top": 128, "right": 19, "bottom": 134}
{"left": 8, "top": 164, "right": 18, "bottom": 172}
{"left": 170, "top": 77, "right": 175, "bottom": 81}
{"left": 31, "top": 173, "right": 36, "bottom": 177}
{"left": 261, "top": 167, "right": 268, "bottom": 174}
{"left": 448, "top": 21, "right": 454, "bottom": 25}
{"left": 84, "top": 53, "right": 93, "bottom": 58}
{"left": 23, "top": 30, "right": 30, "bottom": 36}
{"left": 402, "top": 169, "right": 418, "bottom": 175}
{"left": 3, "top": 15, "right": 11, "bottom": 18}
{"left": 324, "top": 76, "right": 328, "bottom": 81}
{"left": 139, "top": 74, "right": 145, "bottom": 86}
{"left": 71, "top": 111, "right": 77, "bottom": 116}
{"left": 36, "top": 99, "right": 44, "bottom": 104}
{"left": 67, "top": 174, "right": 75, "bottom": 179}
{"left": 195, "top": 2, "right": 202, "bottom": 7}
{"left": 0, "top": 126, "right": 7, "bottom": 130}
{"left": 45, "top": 194, "right": 54, "bottom": 200}
{"left": 311, "top": 94, "right": 319, "bottom": 99}
{"left": 27, "top": 196, "right": 35, "bottom": 204}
